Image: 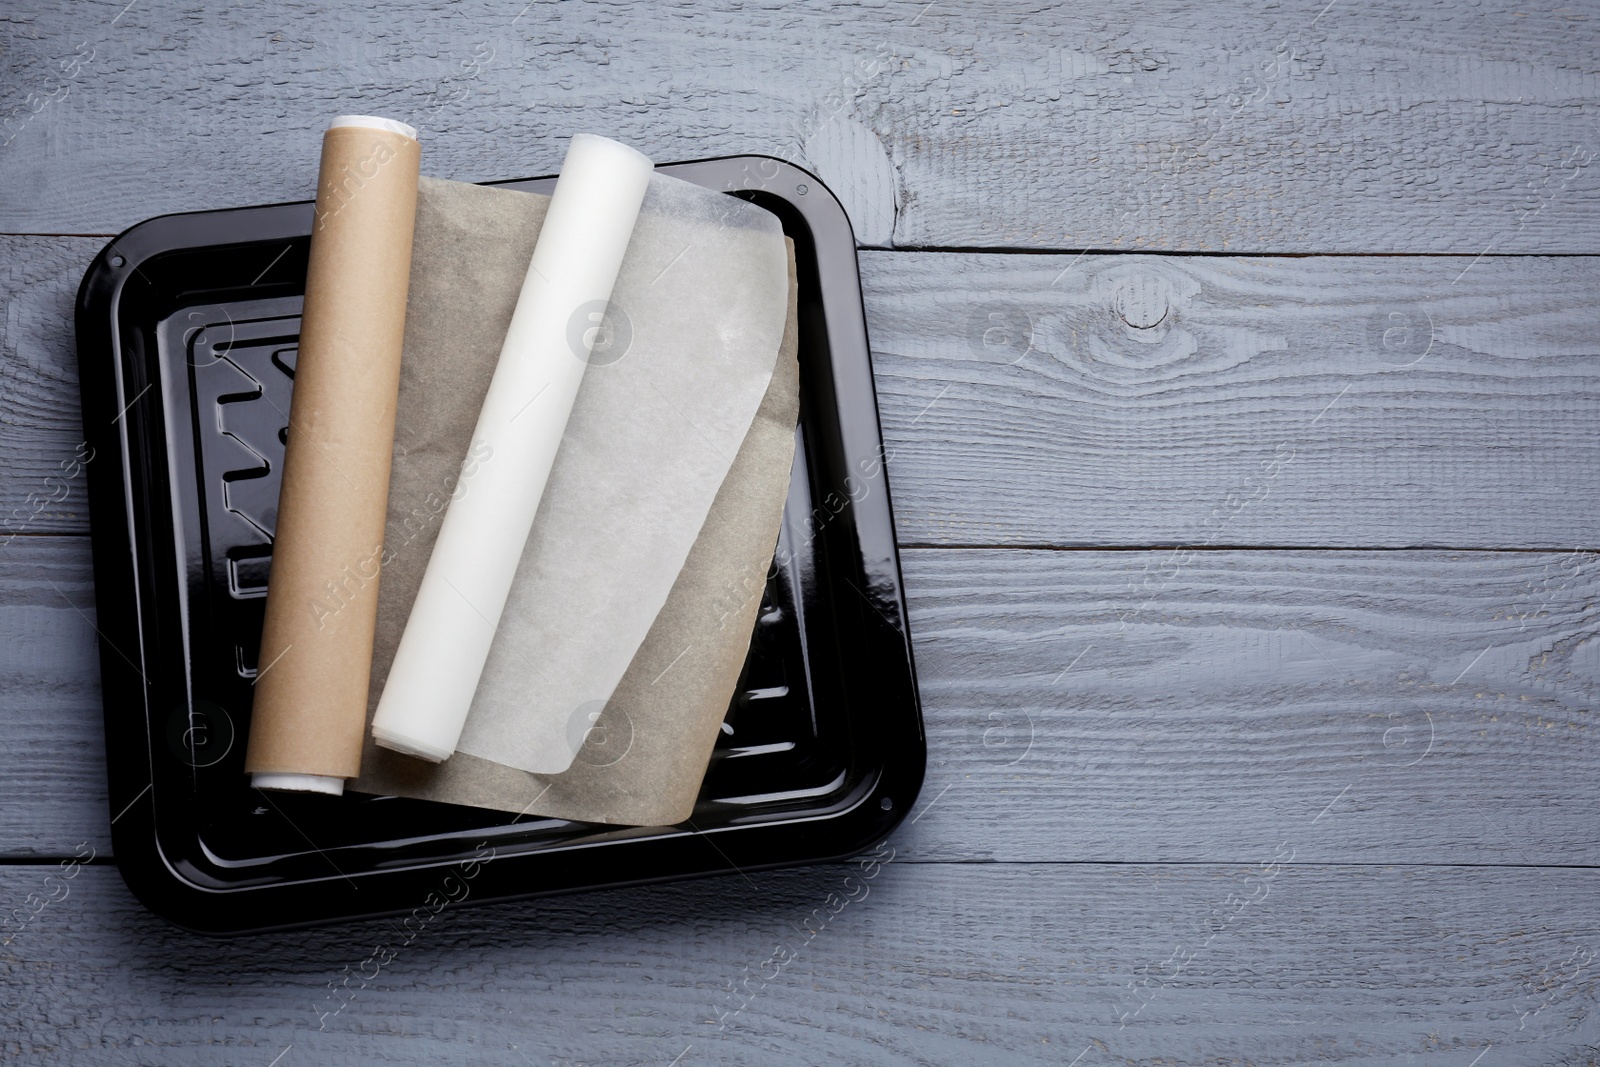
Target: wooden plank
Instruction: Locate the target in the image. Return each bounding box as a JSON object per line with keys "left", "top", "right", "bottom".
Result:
{"left": 6, "top": 536, "right": 1597, "bottom": 866}
{"left": 0, "top": 237, "right": 96, "bottom": 539}
{"left": 0, "top": 2, "right": 1596, "bottom": 251}
{"left": 902, "top": 546, "right": 1600, "bottom": 866}
{"left": 0, "top": 863, "right": 1595, "bottom": 1064}
{"left": 868, "top": 251, "right": 1600, "bottom": 548}
{"left": 0, "top": 536, "right": 106, "bottom": 858}
{"left": 9, "top": 237, "right": 1600, "bottom": 548}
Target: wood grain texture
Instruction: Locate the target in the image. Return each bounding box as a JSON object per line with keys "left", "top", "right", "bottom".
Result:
{"left": 0, "top": 536, "right": 106, "bottom": 858}
{"left": 6, "top": 537, "right": 1597, "bottom": 868}
{"left": 0, "top": 237, "right": 96, "bottom": 538}
{"left": 8, "top": 236, "right": 1600, "bottom": 549}
{"left": 903, "top": 547, "right": 1600, "bottom": 866}
{"left": 868, "top": 251, "right": 1600, "bottom": 548}
{"left": 1, "top": 863, "right": 1596, "bottom": 1065}
{"left": 0, "top": 1, "right": 1596, "bottom": 251}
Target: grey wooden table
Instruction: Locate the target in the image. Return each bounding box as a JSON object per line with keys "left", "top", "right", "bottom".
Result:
{"left": 3, "top": 1, "right": 1598, "bottom": 1063}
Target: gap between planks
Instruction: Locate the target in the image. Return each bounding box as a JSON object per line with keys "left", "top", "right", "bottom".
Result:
{"left": 12, "top": 233, "right": 1600, "bottom": 257}
{"left": 5, "top": 534, "right": 1593, "bottom": 555}
{"left": 2, "top": 856, "right": 1597, "bottom": 870}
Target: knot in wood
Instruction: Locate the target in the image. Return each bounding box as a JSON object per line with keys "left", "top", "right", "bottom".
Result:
{"left": 1115, "top": 273, "right": 1169, "bottom": 330}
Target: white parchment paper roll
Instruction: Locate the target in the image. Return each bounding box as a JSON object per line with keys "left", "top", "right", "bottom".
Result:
{"left": 370, "top": 134, "right": 652, "bottom": 762}
{"left": 454, "top": 174, "right": 788, "bottom": 776}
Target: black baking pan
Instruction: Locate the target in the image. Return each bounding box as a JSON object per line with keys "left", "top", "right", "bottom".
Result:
{"left": 73, "top": 156, "right": 925, "bottom": 934}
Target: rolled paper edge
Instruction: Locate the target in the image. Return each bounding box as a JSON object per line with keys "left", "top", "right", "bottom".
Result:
{"left": 330, "top": 114, "right": 419, "bottom": 141}
{"left": 252, "top": 772, "right": 346, "bottom": 796}
{"left": 371, "top": 725, "right": 453, "bottom": 763}
{"left": 566, "top": 132, "right": 653, "bottom": 173}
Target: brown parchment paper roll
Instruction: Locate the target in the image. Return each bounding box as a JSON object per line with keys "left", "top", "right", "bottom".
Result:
{"left": 349, "top": 176, "right": 799, "bottom": 824}
{"left": 244, "top": 118, "right": 421, "bottom": 788}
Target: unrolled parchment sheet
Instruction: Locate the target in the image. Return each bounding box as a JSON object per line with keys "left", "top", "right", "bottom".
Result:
{"left": 348, "top": 174, "right": 796, "bottom": 822}
{"left": 371, "top": 134, "right": 653, "bottom": 765}
{"left": 244, "top": 116, "right": 420, "bottom": 792}
{"left": 353, "top": 249, "right": 798, "bottom": 825}
{"left": 456, "top": 171, "right": 788, "bottom": 774}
